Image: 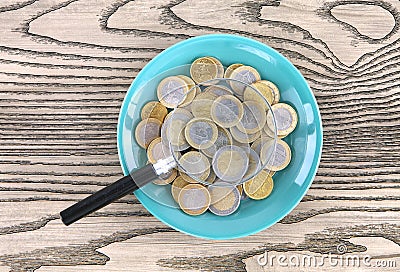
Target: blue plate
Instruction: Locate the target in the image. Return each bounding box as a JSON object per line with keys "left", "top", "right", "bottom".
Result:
{"left": 117, "top": 34, "right": 323, "bottom": 239}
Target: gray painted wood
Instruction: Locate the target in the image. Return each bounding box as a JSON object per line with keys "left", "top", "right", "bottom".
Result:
{"left": 0, "top": 0, "right": 399, "bottom": 271}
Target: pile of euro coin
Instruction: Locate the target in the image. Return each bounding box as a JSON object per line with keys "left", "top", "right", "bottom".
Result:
{"left": 134, "top": 56, "right": 298, "bottom": 216}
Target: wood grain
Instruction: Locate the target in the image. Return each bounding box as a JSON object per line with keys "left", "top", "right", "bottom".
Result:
{"left": 0, "top": 0, "right": 399, "bottom": 271}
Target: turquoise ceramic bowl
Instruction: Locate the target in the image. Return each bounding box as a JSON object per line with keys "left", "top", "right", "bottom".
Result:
{"left": 117, "top": 34, "right": 323, "bottom": 240}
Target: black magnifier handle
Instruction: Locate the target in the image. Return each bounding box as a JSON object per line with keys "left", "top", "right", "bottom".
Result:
{"left": 60, "top": 159, "right": 172, "bottom": 226}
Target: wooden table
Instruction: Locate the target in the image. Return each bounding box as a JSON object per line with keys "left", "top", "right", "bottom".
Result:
{"left": 0, "top": 0, "right": 399, "bottom": 271}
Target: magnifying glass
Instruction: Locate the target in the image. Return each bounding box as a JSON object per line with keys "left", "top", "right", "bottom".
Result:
{"left": 60, "top": 68, "right": 277, "bottom": 225}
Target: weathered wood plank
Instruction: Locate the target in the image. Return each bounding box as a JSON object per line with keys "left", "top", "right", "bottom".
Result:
{"left": 0, "top": 0, "right": 399, "bottom": 271}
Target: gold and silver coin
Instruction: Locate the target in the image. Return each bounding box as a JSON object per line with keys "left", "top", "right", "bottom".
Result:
{"left": 171, "top": 176, "right": 189, "bottom": 202}
{"left": 178, "top": 151, "right": 210, "bottom": 182}
{"left": 263, "top": 123, "right": 276, "bottom": 138}
{"left": 202, "top": 126, "right": 232, "bottom": 158}
{"left": 190, "top": 92, "right": 217, "bottom": 120}
{"left": 162, "top": 108, "right": 193, "bottom": 151}
{"left": 250, "top": 136, "right": 274, "bottom": 157}
{"left": 190, "top": 57, "right": 219, "bottom": 84}
{"left": 177, "top": 75, "right": 199, "bottom": 107}
{"left": 211, "top": 95, "right": 244, "bottom": 128}
{"left": 153, "top": 168, "right": 177, "bottom": 185}
{"left": 208, "top": 182, "right": 240, "bottom": 216}
{"left": 180, "top": 172, "right": 201, "bottom": 184}
{"left": 212, "top": 145, "right": 249, "bottom": 182}
{"left": 141, "top": 101, "right": 168, "bottom": 122}
{"left": 157, "top": 76, "right": 189, "bottom": 108}
{"left": 267, "top": 103, "right": 298, "bottom": 137}
{"left": 228, "top": 65, "right": 261, "bottom": 96}
{"left": 206, "top": 56, "right": 224, "bottom": 78}
{"left": 204, "top": 85, "right": 232, "bottom": 96}
{"left": 134, "top": 118, "right": 162, "bottom": 149}
{"left": 231, "top": 137, "right": 251, "bottom": 149}
{"left": 260, "top": 139, "right": 291, "bottom": 171}
{"left": 237, "top": 101, "right": 267, "bottom": 134}
{"left": 224, "top": 63, "right": 243, "bottom": 79}
{"left": 184, "top": 118, "right": 218, "bottom": 149}
{"left": 230, "top": 125, "right": 261, "bottom": 143}
{"left": 243, "top": 81, "right": 274, "bottom": 106}
{"left": 259, "top": 80, "right": 280, "bottom": 104}
{"left": 147, "top": 137, "right": 171, "bottom": 164}
{"left": 178, "top": 183, "right": 210, "bottom": 215}
{"left": 250, "top": 137, "right": 263, "bottom": 155}
{"left": 243, "top": 170, "right": 274, "bottom": 200}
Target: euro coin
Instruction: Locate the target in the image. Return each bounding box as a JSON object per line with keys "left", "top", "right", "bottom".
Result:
{"left": 171, "top": 176, "right": 189, "bottom": 202}
{"left": 191, "top": 92, "right": 217, "bottom": 120}
{"left": 179, "top": 151, "right": 210, "bottom": 182}
{"left": 237, "top": 101, "right": 267, "bottom": 134}
{"left": 212, "top": 145, "right": 249, "bottom": 183}
{"left": 177, "top": 75, "right": 199, "bottom": 107}
{"left": 260, "top": 139, "right": 291, "bottom": 171}
{"left": 179, "top": 84, "right": 201, "bottom": 112}
{"left": 157, "top": 76, "right": 188, "bottom": 108}
{"left": 185, "top": 118, "right": 218, "bottom": 149}
{"left": 231, "top": 138, "right": 251, "bottom": 149}
{"left": 205, "top": 169, "right": 216, "bottom": 184}
{"left": 202, "top": 126, "right": 232, "bottom": 158}
{"left": 250, "top": 135, "right": 274, "bottom": 156}
{"left": 206, "top": 56, "right": 224, "bottom": 78}
{"left": 242, "top": 147, "right": 262, "bottom": 181}
{"left": 147, "top": 137, "right": 171, "bottom": 164}
{"left": 134, "top": 118, "right": 162, "bottom": 149}
{"left": 179, "top": 172, "right": 200, "bottom": 184}
{"left": 243, "top": 170, "right": 274, "bottom": 200}
{"left": 224, "top": 63, "right": 243, "bottom": 78}
{"left": 230, "top": 125, "right": 261, "bottom": 143}
{"left": 178, "top": 184, "right": 210, "bottom": 216}
{"left": 161, "top": 108, "right": 193, "bottom": 151}
{"left": 243, "top": 81, "right": 274, "bottom": 106}
{"left": 228, "top": 66, "right": 261, "bottom": 96}
{"left": 250, "top": 135, "right": 265, "bottom": 156}
{"left": 190, "top": 57, "right": 219, "bottom": 84}
{"left": 208, "top": 183, "right": 240, "bottom": 216}
{"left": 267, "top": 103, "right": 298, "bottom": 137}
{"left": 259, "top": 80, "right": 280, "bottom": 104}
{"left": 204, "top": 85, "right": 232, "bottom": 96}
{"left": 256, "top": 137, "right": 274, "bottom": 164}
{"left": 263, "top": 122, "right": 276, "bottom": 138}
{"left": 250, "top": 138, "right": 263, "bottom": 154}
{"left": 211, "top": 95, "right": 244, "bottom": 128}
{"left": 140, "top": 101, "right": 168, "bottom": 122}
{"left": 153, "top": 168, "right": 178, "bottom": 185}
